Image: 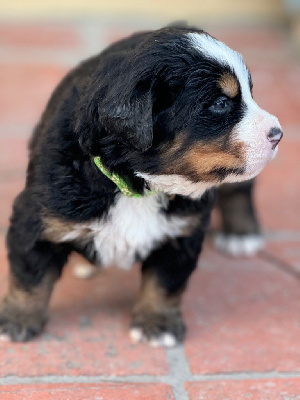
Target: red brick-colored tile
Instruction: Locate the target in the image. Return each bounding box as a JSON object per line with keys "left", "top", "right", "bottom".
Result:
{"left": 256, "top": 135, "right": 300, "bottom": 231}
{"left": 266, "top": 241, "right": 300, "bottom": 275}
{"left": 0, "top": 240, "right": 169, "bottom": 377}
{"left": 210, "top": 27, "right": 286, "bottom": 53}
{"left": 0, "top": 63, "right": 67, "bottom": 125}
{"left": 187, "top": 379, "right": 300, "bottom": 400}
{"left": 184, "top": 244, "right": 300, "bottom": 374}
{"left": 211, "top": 27, "right": 288, "bottom": 67}
{"left": 251, "top": 64, "right": 300, "bottom": 125}
{"left": 0, "top": 136, "right": 28, "bottom": 228}
{"left": 0, "top": 23, "right": 82, "bottom": 50}
{"left": 0, "top": 383, "right": 174, "bottom": 400}
{"left": 0, "top": 137, "right": 28, "bottom": 174}
{"left": 0, "top": 178, "right": 25, "bottom": 228}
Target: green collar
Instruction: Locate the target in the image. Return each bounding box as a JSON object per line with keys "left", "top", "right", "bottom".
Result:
{"left": 94, "top": 156, "right": 152, "bottom": 198}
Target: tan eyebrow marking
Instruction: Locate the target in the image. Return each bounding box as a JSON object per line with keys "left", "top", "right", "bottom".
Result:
{"left": 218, "top": 72, "right": 239, "bottom": 98}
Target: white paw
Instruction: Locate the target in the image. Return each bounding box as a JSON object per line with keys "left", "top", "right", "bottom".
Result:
{"left": 0, "top": 333, "right": 11, "bottom": 342}
{"left": 129, "top": 327, "right": 177, "bottom": 347}
{"left": 214, "top": 233, "right": 264, "bottom": 257}
{"left": 73, "top": 263, "right": 97, "bottom": 279}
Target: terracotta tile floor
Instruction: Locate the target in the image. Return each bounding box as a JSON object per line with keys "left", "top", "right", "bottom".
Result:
{"left": 0, "top": 21, "right": 300, "bottom": 399}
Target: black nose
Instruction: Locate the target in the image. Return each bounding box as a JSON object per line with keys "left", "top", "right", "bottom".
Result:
{"left": 267, "top": 127, "right": 283, "bottom": 149}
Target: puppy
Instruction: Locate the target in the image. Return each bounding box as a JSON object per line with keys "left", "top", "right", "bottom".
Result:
{"left": 1, "top": 25, "right": 282, "bottom": 346}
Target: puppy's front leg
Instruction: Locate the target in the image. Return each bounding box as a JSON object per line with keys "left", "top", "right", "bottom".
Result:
{"left": 0, "top": 192, "right": 71, "bottom": 342}
{"left": 130, "top": 230, "right": 204, "bottom": 347}
{"left": 0, "top": 268, "right": 59, "bottom": 342}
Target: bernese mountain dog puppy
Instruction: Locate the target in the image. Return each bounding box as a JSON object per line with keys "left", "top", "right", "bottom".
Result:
{"left": 0, "top": 25, "right": 282, "bottom": 346}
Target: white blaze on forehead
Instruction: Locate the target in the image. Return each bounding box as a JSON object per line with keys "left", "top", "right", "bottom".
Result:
{"left": 187, "top": 32, "right": 252, "bottom": 103}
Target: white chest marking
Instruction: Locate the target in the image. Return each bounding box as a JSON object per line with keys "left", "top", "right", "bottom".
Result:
{"left": 94, "top": 193, "right": 193, "bottom": 268}
{"left": 60, "top": 193, "right": 193, "bottom": 269}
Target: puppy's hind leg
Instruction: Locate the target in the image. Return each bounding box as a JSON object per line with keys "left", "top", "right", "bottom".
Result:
{"left": 0, "top": 192, "right": 71, "bottom": 342}
{"left": 214, "top": 179, "right": 264, "bottom": 257}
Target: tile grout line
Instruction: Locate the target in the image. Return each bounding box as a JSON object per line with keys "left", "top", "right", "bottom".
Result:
{"left": 188, "top": 371, "right": 300, "bottom": 381}
{"left": 0, "top": 374, "right": 169, "bottom": 386}
{"left": 2, "top": 370, "right": 300, "bottom": 386}
{"left": 206, "top": 231, "right": 300, "bottom": 242}
{"left": 0, "top": 345, "right": 193, "bottom": 398}
{"left": 263, "top": 232, "right": 300, "bottom": 241}
{"left": 261, "top": 250, "right": 300, "bottom": 280}
{"left": 165, "top": 346, "right": 192, "bottom": 400}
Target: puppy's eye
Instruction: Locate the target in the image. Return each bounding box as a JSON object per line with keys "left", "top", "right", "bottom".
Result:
{"left": 209, "top": 96, "right": 231, "bottom": 113}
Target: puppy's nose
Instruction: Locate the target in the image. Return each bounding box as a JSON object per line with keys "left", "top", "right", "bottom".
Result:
{"left": 267, "top": 127, "right": 283, "bottom": 149}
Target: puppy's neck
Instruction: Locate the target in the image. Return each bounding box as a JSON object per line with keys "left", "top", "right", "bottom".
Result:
{"left": 136, "top": 172, "right": 217, "bottom": 199}
{"left": 94, "top": 156, "right": 154, "bottom": 198}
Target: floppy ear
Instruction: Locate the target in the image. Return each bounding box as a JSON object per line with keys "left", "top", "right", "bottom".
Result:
{"left": 99, "top": 82, "right": 153, "bottom": 152}
{"left": 75, "top": 74, "right": 154, "bottom": 155}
